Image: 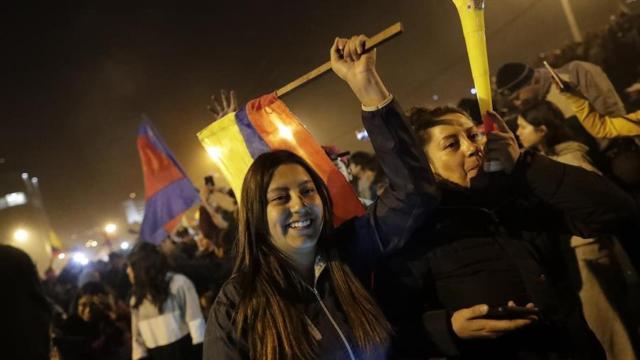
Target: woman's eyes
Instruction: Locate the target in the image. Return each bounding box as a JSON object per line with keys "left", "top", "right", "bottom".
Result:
{"left": 301, "top": 187, "right": 316, "bottom": 196}
{"left": 444, "top": 140, "right": 459, "bottom": 150}
{"left": 469, "top": 132, "right": 484, "bottom": 142}
{"left": 270, "top": 195, "right": 288, "bottom": 203}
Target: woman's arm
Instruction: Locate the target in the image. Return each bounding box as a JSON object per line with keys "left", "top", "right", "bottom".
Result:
{"left": 330, "top": 36, "right": 438, "bottom": 270}
{"left": 562, "top": 91, "right": 640, "bottom": 138}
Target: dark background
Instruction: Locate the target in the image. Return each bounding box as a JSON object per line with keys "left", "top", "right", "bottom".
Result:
{"left": 0, "top": 1, "right": 622, "bottom": 244}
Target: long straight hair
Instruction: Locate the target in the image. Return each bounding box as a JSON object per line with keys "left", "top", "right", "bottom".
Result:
{"left": 234, "top": 150, "right": 390, "bottom": 360}
{"left": 128, "top": 242, "right": 170, "bottom": 312}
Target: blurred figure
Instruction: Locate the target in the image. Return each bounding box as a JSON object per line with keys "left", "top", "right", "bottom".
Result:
{"left": 348, "top": 151, "right": 385, "bottom": 203}
{"left": 517, "top": 101, "right": 638, "bottom": 359}
{"left": 128, "top": 242, "right": 204, "bottom": 360}
{"left": 55, "top": 282, "right": 128, "bottom": 360}
{"left": 0, "top": 245, "right": 51, "bottom": 360}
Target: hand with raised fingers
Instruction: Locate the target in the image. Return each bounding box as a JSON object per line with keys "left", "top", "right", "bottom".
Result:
{"left": 207, "top": 89, "right": 238, "bottom": 121}
{"left": 330, "top": 35, "right": 390, "bottom": 107}
{"left": 451, "top": 303, "right": 534, "bottom": 340}
{"left": 483, "top": 111, "right": 520, "bottom": 173}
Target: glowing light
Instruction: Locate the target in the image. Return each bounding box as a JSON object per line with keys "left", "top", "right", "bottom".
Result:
{"left": 57, "top": 253, "right": 66, "bottom": 260}
{"left": 5, "top": 192, "right": 27, "bottom": 207}
{"left": 85, "top": 239, "right": 98, "bottom": 248}
{"left": 470, "top": 87, "right": 477, "bottom": 95}
{"left": 205, "top": 146, "right": 223, "bottom": 161}
{"left": 432, "top": 94, "right": 440, "bottom": 101}
{"left": 21, "top": 173, "right": 29, "bottom": 180}
{"left": 13, "top": 228, "right": 29, "bottom": 242}
{"left": 104, "top": 223, "right": 117, "bottom": 234}
{"left": 31, "top": 177, "right": 39, "bottom": 184}
{"left": 275, "top": 122, "right": 294, "bottom": 141}
{"left": 120, "top": 241, "right": 130, "bottom": 250}
{"left": 73, "top": 253, "right": 89, "bottom": 266}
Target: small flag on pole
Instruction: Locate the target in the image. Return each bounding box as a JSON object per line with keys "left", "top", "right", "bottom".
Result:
{"left": 198, "top": 93, "right": 364, "bottom": 226}
{"left": 137, "top": 119, "right": 199, "bottom": 244}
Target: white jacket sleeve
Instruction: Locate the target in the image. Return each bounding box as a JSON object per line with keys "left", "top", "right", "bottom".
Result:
{"left": 175, "top": 274, "right": 206, "bottom": 344}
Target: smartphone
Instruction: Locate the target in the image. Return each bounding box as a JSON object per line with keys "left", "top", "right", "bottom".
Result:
{"left": 543, "top": 61, "right": 565, "bottom": 90}
{"left": 483, "top": 306, "right": 540, "bottom": 320}
{"left": 204, "top": 175, "right": 215, "bottom": 188}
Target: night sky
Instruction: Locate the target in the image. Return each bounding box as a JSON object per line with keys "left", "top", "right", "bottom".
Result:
{"left": 0, "top": 1, "right": 621, "bottom": 244}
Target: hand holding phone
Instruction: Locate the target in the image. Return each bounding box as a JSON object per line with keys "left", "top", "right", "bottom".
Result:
{"left": 483, "top": 305, "right": 540, "bottom": 320}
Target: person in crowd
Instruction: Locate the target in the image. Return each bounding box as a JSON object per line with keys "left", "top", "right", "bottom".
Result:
{"left": 203, "top": 34, "right": 438, "bottom": 360}
{"left": 128, "top": 242, "right": 205, "bottom": 360}
{"left": 496, "top": 61, "right": 625, "bottom": 117}
{"left": 374, "top": 101, "right": 638, "bottom": 358}
{"left": 516, "top": 101, "right": 638, "bottom": 359}
{"left": 348, "top": 151, "right": 383, "bottom": 203}
{"left": 55, "top": 281, "right": 129, "bottom": 360}
{"left": 0, "top": 245, "right": 52, "bottom": 360}
{"left": 496, "top": 60, "right": 626, "bottom": 169}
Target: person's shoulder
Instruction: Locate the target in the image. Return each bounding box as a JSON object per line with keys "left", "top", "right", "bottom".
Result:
{"left": 214, "top": 275, "right": 241, "bottom": 308}
{"left": 562, "top": 60, "right": 603, "bottom": 74}
{"left": 207, "top": 275, "right": 242, "bottom": 328}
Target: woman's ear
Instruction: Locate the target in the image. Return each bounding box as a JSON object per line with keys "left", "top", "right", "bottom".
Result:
{"left": 536, "top": 125, "right": 548, "bottom": 137}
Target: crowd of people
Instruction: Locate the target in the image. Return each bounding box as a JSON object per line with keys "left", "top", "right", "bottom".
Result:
{"left": 4, "top": 14, "right": 640, "bottom": 360}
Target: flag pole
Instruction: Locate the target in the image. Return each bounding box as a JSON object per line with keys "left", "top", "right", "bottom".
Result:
{"left": 275, "top": 22, "right": 404, "bottom": 97}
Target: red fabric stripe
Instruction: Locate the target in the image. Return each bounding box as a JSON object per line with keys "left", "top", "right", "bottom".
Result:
{"left": 137, "top": 136, "right": 185, "bottom": 199}
{"left": 246, "top": 94, "right": 364, "bottom": 226}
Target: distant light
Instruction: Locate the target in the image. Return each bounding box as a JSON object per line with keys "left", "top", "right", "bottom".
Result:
{"left": 5, "top": 192, "right": 27, "bottom": 207}
{"left": 72, "top": 253, "right": 89, "bottom": 266}
{"left": 13, "top": 228, "right": 29, "bottom": 242}
{"left": 57, "top": 253, "right": 66, "bottom": 260}
{"left": 85, "top": 239, "right": 98, "bottom": 248}
{"left": 31, "top": 177, "right": 38, "bottom": 184}
{"left": 129, "top": 192, "right": 136, "bottom": 199}
{"left": 104, "top": 223, "right": 117, "bottom": 234}
{"left": 470, "top": 87, "right": 477, "bottom": 95}
{"left": 21, "top": 173, "right": 29, "bottom": 180}
{"left": 432, "top": 94, "right": 440, "bottom": 101}
{"left": 120, "top": 241, "right": 130, "bottom": 250}
{"left": 355, "top": 128, "right": 369, "bottom": 141}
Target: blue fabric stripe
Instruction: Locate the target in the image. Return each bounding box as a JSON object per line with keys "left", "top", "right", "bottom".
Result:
{"left": 140, "top": 177, "right": 199, "bottom": 244}
{"left": 235, "top": 109, "right": 270, "bottom": 159}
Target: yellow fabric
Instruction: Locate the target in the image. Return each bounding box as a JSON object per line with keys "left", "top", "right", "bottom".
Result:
{"left": 452, "top": 0, "right": 492, "bottom": 115}
{"left": 563, "top": 92, "right": 640, "bottom": 138}
{"left": 197, "top": 112, "right": 255, "bottom": 200}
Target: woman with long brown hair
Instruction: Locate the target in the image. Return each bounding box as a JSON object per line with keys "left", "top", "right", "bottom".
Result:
{"left": 203, "top": 35, "right": 437, "bottom": 360}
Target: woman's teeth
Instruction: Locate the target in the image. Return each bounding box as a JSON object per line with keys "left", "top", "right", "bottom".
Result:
{"left": 289, "top": 219, "right": 311, "bottom": 229}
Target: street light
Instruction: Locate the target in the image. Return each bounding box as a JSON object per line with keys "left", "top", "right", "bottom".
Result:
{"left": 104, "top": 223, "right": 117, "bottom": 234}
{"left": 13, "top": 228, "right": 29, "bottom": 242}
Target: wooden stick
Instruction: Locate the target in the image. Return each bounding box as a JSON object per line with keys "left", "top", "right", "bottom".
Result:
{"left": 275, "top": 22, "right": 404, "bottom": 97}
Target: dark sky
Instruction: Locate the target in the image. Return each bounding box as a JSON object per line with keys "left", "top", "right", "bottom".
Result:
{"left": 0, "top": 1, "right": 621, "bottom": 244}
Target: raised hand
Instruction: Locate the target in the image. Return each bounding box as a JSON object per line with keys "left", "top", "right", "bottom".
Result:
{"left": 207, "top": 89, "right": 238, "bottom": 120}
{"left": 483, "top": 111, "right": 520, "bottom": 173}
{"left": 330, "top": 35, "right": 390, "bottom": 107}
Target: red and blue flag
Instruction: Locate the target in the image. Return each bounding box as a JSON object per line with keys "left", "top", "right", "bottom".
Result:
{"left": 137, "top": 119, "right": 199, "bottom": 244}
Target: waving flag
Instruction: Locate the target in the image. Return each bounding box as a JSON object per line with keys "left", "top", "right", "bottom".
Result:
{"left": 198, "top": 93, "right": 364, "bottom": 226}
{"left": 137, "top": 119, "right": 199, "bottom": 244}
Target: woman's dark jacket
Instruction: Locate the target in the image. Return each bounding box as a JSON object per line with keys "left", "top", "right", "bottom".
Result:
{"left": 375, "top": 149, "right": 639, "bottom": 359}
{"left": 203, "top": 99, "right": 439, "bottom": 359}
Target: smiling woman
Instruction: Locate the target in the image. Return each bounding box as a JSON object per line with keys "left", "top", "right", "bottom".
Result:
{"left": 203, "top": 34, "right": 438, "bottom": 360}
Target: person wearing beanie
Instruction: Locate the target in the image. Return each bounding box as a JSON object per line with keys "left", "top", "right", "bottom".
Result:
{"left": 496, "top": 60, "right": 625, "bottom": 118}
